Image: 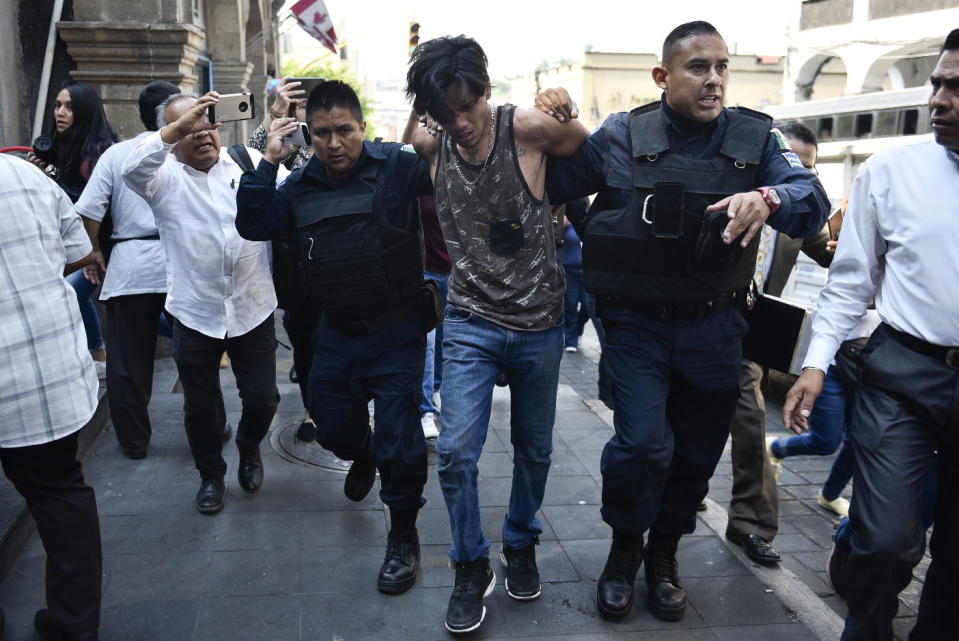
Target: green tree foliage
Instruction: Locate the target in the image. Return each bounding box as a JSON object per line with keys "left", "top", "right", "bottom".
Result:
{"left": 280, "top": 57, "right": 377, "bottom": 139}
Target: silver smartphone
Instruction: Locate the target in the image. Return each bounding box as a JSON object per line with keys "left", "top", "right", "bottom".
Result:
{"left": 209, "top": 92, "right": 256, "bottom": 122}
{"left": 282, "top": 122, "right": 311, "bottom": 148}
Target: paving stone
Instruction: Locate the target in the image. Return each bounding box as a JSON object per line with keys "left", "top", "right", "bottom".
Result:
{"left": 542, "top": 475, "right": 601, "bottom": 506}
{"left": 196, "top": 594, "right": 300, "bottom": 641}
{"left": 684, "top": 575, "right": 797, "bottom": 627}
{"left": 541, "top": 504, "right": 611, "bottom": 541}
{"left": 206, "top": 547, "right": 303, "bottom": 597}
{"left": 711, "top": 622, "right": 820, "bottom": 640}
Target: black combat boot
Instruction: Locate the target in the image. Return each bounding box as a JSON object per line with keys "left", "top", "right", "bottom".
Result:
{"left": 644, "top": 529, "right": 686, "bottom": 621}
{"left": 596, "top": 532, "right": 644, "bottom": 620}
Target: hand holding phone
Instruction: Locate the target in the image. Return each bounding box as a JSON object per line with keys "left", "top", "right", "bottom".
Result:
{"left": 282, "top": 122, "right": 311, "bottom": 148}
{"left": 208, "top": 92, "right": 256, "bottom": 123}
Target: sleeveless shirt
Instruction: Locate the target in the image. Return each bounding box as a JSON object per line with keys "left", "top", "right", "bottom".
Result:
{"left": 435, "top": 104, "right": 565, "bottom": 331}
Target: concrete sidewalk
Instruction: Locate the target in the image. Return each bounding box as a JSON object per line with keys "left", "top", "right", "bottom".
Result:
{"left": 0, "top": 318, "right": 919, "bottom": 640}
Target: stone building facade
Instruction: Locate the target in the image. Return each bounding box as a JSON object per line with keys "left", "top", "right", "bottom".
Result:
{"left": 1, "top": 0, "right": 284, "bottom": 148}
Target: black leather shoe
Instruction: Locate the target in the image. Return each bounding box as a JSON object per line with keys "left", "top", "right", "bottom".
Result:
{"left": 34, "top": 609, "right": 98, "bottom": 641}
{"left": 344, "top": 448, "right": 377, "bottom": 501}
{"left": 596, "top": 535, "right": 644, "bottom": 620}
{"left": 377, "top": 531, "right": 419, "bottom": 594}
{"left": 122, "top": 448, "right": 147, "bottom": 460}
{"left": 238, "top": 447, "right": 263, "bottom": 494}
{"left": 645, "top": 530, "right": 686, "bottom": 621}
{"left": 727, "top": 531, "right": 781, "bottom": 565}
{"left": 195, "top": 477, "right": 226, "bottom": 514}
{"left": 295, "top": 419, "right": 316, "bottom": 442}
{"left": 220, "top": 422, "right": 233, "bottom": 444}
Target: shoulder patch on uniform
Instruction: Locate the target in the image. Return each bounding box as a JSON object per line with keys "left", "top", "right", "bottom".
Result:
{"left": 771, "top": 127, "right": 789, "bottom": 150}
{"left": 780, "top": 150, "right": 806, "bottom": 169}
{"left": 401, "top": 144, "right": 416, "bottom": 154}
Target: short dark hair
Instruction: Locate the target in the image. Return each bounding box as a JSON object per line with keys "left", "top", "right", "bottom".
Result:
{"left": 778, "top": 121, "right": 818, "bottom": 149}
{"left": 406, "top": 35, "right": 489, "bottom": 125}
{"left": 305, "top": 79, "right": 363, "bottom": 124}
{"left": 139, "top": 81, "right": 180, "bottom": 131}
{"left": 662, "top": 21, "right": 722, "bottom": 67}
{"left": 942, "top": 29, "right": 959, "bottom": 53}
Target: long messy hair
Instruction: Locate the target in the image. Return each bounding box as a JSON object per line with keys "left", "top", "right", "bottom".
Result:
{"left": 405, "top": 35, "right": 489, "bottom": 125}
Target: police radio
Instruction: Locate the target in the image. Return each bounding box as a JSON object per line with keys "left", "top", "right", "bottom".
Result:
{"left": 650, "top": 181, "right": 684, "bottom": 238}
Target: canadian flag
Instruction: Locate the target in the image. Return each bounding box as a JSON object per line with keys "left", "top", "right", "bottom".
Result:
{"left": 290, "top": 0, "right": 338, "bottom": 54}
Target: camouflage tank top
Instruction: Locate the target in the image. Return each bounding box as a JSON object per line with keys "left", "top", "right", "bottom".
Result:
{"left": 435, "top": 103, "right": 565, "bottom": 331}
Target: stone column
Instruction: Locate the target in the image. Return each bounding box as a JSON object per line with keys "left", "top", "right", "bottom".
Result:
{"left": 57, "top": 22, "right": 204, "bottom": 139}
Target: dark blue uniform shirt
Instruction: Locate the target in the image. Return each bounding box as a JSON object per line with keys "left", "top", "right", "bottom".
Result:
{"left": 235, "top": 140, "right": 432, "bottom": 241}
{"left": 547, "top": 95, "right": 830, "bottom": 240}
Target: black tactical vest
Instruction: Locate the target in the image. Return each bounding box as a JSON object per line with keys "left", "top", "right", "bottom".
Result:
{"left": 582, "top": 102, "right": 771, "bottom": 303}
{"left": 291, "top": 154, "right": 423, "bottom": 314}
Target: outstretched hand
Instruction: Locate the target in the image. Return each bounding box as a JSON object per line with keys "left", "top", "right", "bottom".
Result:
{"left": 534, "top": 87, "right": 580, "bottom": 123}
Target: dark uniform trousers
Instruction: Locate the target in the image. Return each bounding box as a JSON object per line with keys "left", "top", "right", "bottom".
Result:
{"left": 309, "top": 313, "right": 428, "bottom": 511}
{"left": 281, "top": 298, "right": 319, "bottom": 408}
{"left": 725, "top": 359, "right": 780, "bottom": 540}
{"left": 103, "top": 293, "right": 168, "bottom": 454}
{"left": 172, "top": 315, "right": 279, "bottom": 479}
{"left": 841, "top": 324, "right": 958, "bottom": 641}
{"left": 600, "top": 305, "right": 748, "bottom": 536}
{"left": 0, "top": 432, "right": 101, "bottom": 635}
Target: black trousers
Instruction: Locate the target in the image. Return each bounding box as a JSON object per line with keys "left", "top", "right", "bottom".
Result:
{"left": 103, "top": 293, "right": 167, "bottom": 454}
{"left": 841, "top": 324, "right": 959, "bottom": 641}
{"left": 309, "top": 313, "right": 428, "bottom": 511}
{"left": 281, "top": 299, "right": 319, "bottom": 408}
{"left": 0, "top": 432, "right": 101, "bottom": 635}
{"left": 172, "top": 316, "right": 279, "bottom": 479}
{"left": 599, "top": 305, "right": 746, "bottom": 536}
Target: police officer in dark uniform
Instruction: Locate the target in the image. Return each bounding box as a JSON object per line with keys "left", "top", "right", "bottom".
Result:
{"left": 539, "top": 21, "right": 830, "bottom": 622}
{"left": 235, "top": 80, "right": 434, "bottom": 595}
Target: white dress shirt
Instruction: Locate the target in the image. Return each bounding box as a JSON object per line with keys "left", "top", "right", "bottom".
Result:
{"left": 0, "top": 155, "right": 98, "bottom": 448}
{"left": 122, "top": 131, "right": 288, "bottom": 339}
{"left": 74, "top": 132, "right": 167, "bottom": 300}
{"left": 804, "top": 140, "right": 959, "bottom": 371}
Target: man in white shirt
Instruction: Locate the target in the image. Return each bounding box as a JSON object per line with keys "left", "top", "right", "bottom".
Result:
{"left": 75, "top": 80, "right": 179, "bottom": 460}
{"left": 123, "top": 92, "right": 287, "bottom": 514}
{"left": 0, "top": 154, "right": 100, "bottom": 641}
{"left": 784, "top": 30, "right": 959, "bottom": 641}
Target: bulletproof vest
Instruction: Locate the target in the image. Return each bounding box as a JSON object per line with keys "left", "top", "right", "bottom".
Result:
{"left": 291, "top": 153, "right": 423, "bottom": 313}
{"left": 582, "top": 102, "right": 771, "bottom": 303}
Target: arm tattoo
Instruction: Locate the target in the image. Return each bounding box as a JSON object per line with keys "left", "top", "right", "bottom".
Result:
{"left": 517, "top": 146, "right": 528, "bottom": 158}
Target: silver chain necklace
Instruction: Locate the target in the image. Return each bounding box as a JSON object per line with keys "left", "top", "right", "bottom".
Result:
{"left": 448, "top": 105, "right": 495, "bottom": 194}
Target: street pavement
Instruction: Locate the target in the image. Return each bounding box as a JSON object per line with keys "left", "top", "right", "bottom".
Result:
{"left": 0, "top": 317, "right": 926, "bottom": 640}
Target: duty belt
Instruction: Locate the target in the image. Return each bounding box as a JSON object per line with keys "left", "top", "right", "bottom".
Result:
{"left": 322, "top": 297, "right": 419, "bottom": 337}
{"left": 603, "top": 291, "right": 744, "bottom": 324}
{"left": 883, "top": 323, "right": 959, "bottom": 370}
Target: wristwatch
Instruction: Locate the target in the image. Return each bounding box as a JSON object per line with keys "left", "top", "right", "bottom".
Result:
{"left": 754, "top": 187, "right": 781, "bottom": 216}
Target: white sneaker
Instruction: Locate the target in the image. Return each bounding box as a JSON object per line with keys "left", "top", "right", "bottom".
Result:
{"left": 94, "top": 360, "right": 107, "bottom": 381}
{"left": 818, "top": 492, "right": 850, "bottom": 517}
{"left": 564, "top": 346, "right": 578, "bottom": 353}
{"left": 421, "top": 413, "right": 439, "bottom": 439}
{"left": 765, "top": 435, "right": 782, "bottom": 481}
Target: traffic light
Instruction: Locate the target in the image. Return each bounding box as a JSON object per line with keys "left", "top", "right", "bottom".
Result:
{"left": 408, "top": 22, "right": 420, "bottom": 56}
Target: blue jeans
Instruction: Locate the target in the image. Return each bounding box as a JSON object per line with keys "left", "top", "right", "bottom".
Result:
{"left": 421, "top": 271, "right": 450, "bottom": 415}
{"left": 437, "top": 305, "right": 563, "bottom": 562}
{"left": 563, "top": 266, "right": 586, "bottom": 348}
{"left": 67, "top": 270, "right": 104, "bottom": 352}
{"left": 771, "top": 366, "right": 852, "bottom": 500}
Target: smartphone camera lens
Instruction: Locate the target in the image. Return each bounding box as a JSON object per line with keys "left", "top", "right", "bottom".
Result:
{"left": 239, "top": 102, "right": 249, "bottom": 113}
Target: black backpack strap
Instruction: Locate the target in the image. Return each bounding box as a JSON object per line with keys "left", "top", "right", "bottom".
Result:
{"left": 228, "top": 144, "right": 255, "bottom": 173}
